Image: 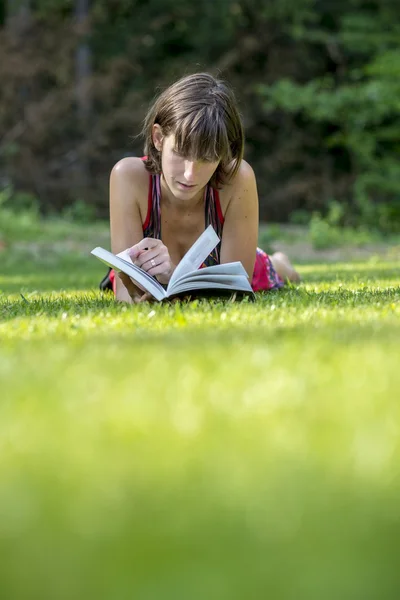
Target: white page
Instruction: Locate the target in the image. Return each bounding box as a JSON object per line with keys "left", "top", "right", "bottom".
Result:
{"left": 171, "top": 262, "right": 248, "bottom": 289}
{"left": 116, "top": 249, "right": 134, "bottom": 263}
{"left": 169, "top": 274, "right": 251, "bottom": 295}
{"left": 169, "top": 278, "right": 254, "bottom": 296}
{"left": 167, "top": 225, "right": 220, "bottom": 290}
{"left": 195, "top": 262, "right": 249, "bottom": 278}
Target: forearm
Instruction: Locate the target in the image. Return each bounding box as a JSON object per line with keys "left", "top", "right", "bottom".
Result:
{"left": 115, "top": 277, "right": 134, "bottom": 304}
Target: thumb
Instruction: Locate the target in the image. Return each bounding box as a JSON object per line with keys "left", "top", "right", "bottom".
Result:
{"left": 128, "top": 247, "right": 140, "bottom": 259}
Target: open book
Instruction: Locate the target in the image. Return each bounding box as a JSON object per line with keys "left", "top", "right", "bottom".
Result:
{"left": 91, "top": 225, "right": 254, "bottom": 301}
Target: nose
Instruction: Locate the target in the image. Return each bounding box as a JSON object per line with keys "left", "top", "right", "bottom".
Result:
{"left": 183, "top": 160, "right": 196, "bottom": 183}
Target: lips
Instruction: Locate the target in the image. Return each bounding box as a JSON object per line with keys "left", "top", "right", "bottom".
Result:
{"left": 177, "top": 182, "right": 196, "bottom": 189}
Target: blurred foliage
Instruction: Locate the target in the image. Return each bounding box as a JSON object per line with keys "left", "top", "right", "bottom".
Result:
{"left": 0, "top": 187, "right": 108, "bottom": 245}
{"left": 309, "top": 214, "right": 380, "bottom": 251}
{"left": 257, "top": 0, "right": 400, "bottom": 228}
{"left": 0, "top": 0, "right": 399, "bottom": 228}
{"left": 308, "top": 200, "right": 384, "bottom": 250}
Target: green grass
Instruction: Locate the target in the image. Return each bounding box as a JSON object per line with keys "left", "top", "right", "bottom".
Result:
{"left": 1, "top": 226, "right": 400, "bottom": 599}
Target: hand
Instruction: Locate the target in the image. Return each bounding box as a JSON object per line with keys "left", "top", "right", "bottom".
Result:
{"left": 128, "top": 238, "right": 175, "bottom": 285}
{"left": 117, "top": 272, "right": 154, "bottom": 304}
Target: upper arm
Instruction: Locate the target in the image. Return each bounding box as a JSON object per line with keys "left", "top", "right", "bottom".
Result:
{"left": 220, "top": 160, "right": 259, "bottom": 279}
{"left": 110, "top": 157, "right": 146, "bottom": 254}
{"left": 109, "top": 157, "right": 147, "bottom": 302}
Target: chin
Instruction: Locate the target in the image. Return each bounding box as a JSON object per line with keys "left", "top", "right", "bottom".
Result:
{"left": 173, "top": 183, "right": 198, "bottom": 197}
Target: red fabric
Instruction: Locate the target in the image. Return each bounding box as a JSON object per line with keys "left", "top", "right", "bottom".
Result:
{"left": 251, "top": 248, "right": 283, "bottom": 291}
{"left": 142, "top": 173, "right": 152, "bottom": 231}
{"left": 110, "top": 268, "right": 116, "bottom": 295}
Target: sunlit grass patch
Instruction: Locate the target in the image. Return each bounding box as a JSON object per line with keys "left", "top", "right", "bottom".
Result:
{"left": 0, "top": 249, "right": 400, "bottom": 599}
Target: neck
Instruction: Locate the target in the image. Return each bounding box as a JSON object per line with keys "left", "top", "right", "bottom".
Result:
{"left": 160, "top": 174, "right": 206, "bottom": 211}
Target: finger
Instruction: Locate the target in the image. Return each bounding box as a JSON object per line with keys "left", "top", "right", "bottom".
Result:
{"left": 137, "top": 249, "right": 170, "bottom": 272}
{"left": 147, "top": 258, "right": 171, "bottom": 277}
{"left": 138, "top": 292, "right": 154, "bottom": 303}
{"left": 134, "top": 247, "right": 162, "bottom": 269}
{"left": 129, "top": 238, "right": 161, "bottom": 258}
{"left": 141, "top": 237, "right": 161, "bottom": 249}
{"left": 140, "top": 253, "right": 168, "bottom": 273}
{"left": 169, "top": 295, "right": 191, "bottom": 303}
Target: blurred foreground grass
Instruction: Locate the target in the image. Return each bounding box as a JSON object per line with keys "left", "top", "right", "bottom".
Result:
{"left": 0, "top": 230, "right": 400, "bottom": 599}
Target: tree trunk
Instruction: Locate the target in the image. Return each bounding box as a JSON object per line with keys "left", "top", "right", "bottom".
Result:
{"left": 5, "top": 0, "right": 32, "bottom": 129}
{"left": 75, "top": 0, "right": 92, "bottom": 124}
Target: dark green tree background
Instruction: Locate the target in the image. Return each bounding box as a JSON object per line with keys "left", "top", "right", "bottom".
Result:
{"left": 0, "top": 0, "right": 399, "bottom": 230}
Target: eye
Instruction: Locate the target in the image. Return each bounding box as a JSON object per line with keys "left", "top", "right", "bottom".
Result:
{"left": 201, "top": 157, "right": 219, "bottom": 164}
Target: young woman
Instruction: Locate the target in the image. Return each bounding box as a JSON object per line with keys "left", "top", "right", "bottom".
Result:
{"left": 107, "top": 72, "right": 300, "bottom": 303}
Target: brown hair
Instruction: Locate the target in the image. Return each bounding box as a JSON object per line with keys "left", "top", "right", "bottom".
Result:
{"left": 142, "top": 73, "right": 244, "bottom": 188}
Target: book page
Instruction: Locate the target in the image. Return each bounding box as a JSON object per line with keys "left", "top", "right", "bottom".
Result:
{"left": 116, "top": 249, "right": 134, "bottom": 263}
{"left": 169, "top": 277, "right": 254, "bottom": 297}
{"left": 171, "top": 274, "right": 249, "bottom": 290}
{"left": 170, "top": 262, "right": 249, "bottom": 289}
{"left": 167, "top": 225, "right": 220, "bottom": 291}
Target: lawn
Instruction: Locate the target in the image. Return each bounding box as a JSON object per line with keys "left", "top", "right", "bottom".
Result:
{"left": 0, "top": 222, "right": 400, "bottom": 599}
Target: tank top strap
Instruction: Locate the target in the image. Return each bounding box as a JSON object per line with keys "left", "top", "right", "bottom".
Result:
{"left": 143, "top": 173, "right": 162, "bottom": 239}
{"left": 214, "top": 188, "right": 224, "bottom": 226}
{"left": 204, "top": 184, "right": 224, "bottom": 266}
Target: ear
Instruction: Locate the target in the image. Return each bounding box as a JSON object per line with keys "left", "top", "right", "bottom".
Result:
{"left": 152, "top": 124, "right": 164, "bottom": 151}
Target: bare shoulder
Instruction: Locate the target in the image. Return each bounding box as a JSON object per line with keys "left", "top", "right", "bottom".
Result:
{"left": 110, "top": 157, "right": 150, "bottom": 222}
{"left": 111, "top": 156, "right": 149, "bottom": 188}
{"left": 231, "top": 159, "right": 256, "bottom": 191}
{"left": 218, "top": 159, "right": 257, "bottom": 214}
{"left": 233, "top": 159, "right": 255, "bottom": 181}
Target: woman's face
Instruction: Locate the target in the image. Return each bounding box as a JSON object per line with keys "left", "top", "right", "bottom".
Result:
{"left": 153, "top": 126, "right": 220, "bottom": 200}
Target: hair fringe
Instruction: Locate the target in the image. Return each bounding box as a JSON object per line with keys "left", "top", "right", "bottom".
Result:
{"left": 141, "top": 73, "right": 244, "bottom": 189}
